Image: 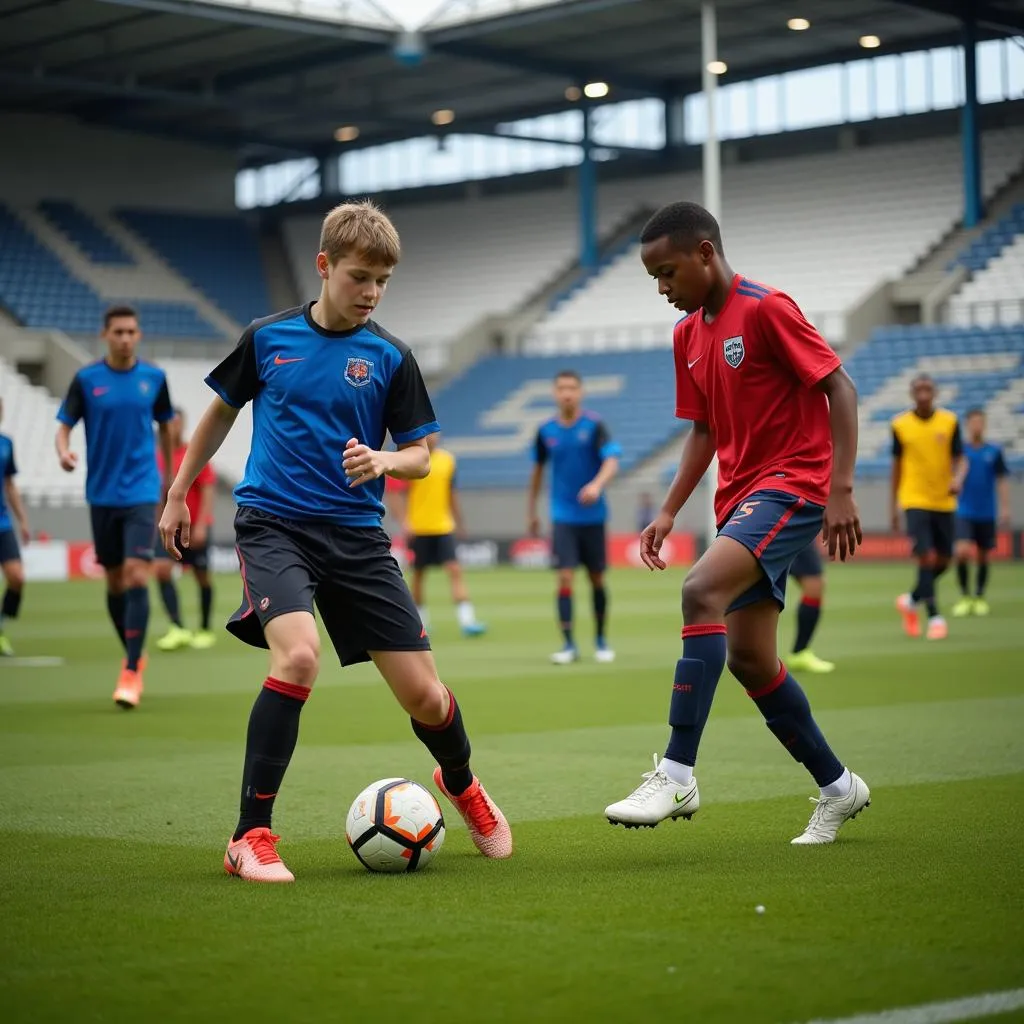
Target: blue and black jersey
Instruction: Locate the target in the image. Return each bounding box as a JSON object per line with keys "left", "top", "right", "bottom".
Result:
{"left": 206, "top": 302, "right": 439, "bottom": 526}
{"left": 0, "top": 433, "right": 16, "bottom": 532}
{"left": 958, "top": 442, "right": 1008, "bottom": 521}
{"left": 57, "top": 360, "right": 174, "bottom": 507}
{"left": 533, "top": 413, "right": 621, "bottom": 526}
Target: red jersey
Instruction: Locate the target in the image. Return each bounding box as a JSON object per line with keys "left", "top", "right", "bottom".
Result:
{"left": 157, "top": 445, "right": 216, "bottom": 524}
{"left": 674, "top": 275, "right": 841, "bottom": 526}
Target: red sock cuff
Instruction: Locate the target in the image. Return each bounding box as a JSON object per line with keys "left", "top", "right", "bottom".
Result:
{"left": 681, "top": 623, "right": 727, "bottom": 638}
{"left": 415, "top": 686, "right": 457, "bottom": 732}
{"left": 558, "top": 587, "right": 572, "bottom": 598}
{"left": 746, "top": 661, "right": 788, "bottom": 700}
{"left": 801, "top": 596, "right": 822, "bottom": 608}
{"left": 264, "top": 676, "right": 311, "bottom": 702}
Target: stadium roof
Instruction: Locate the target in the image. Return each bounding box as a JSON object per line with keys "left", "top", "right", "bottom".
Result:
{"left": 2, "top": 0, "right": 1021, "bottom": 164}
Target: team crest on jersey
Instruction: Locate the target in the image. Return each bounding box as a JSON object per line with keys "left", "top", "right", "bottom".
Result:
{"left": 139, "top": 381, "right": 150, "bottom": 394}
{"left": 344, "top": 357, "right": 373, "bottom": 388}
{"left": 723, "top": 335, "right": 745, "bottom": 368}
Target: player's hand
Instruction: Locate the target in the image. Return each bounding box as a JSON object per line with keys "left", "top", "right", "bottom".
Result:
{"left": 823, "top": 487, "right": 862, "bottom": 562}
{"left": 19, "top": 524, "right": 30, "bottom": 545}
{"left": 948, "top": 479, "right": 962, "bottom": 496}
{"left": 890, "top": 508, "right": 901, "bottom": 533}
{"left": 577, "top": 482, "right": 602, "bottom": 505}
{"left": 158, "top": 494, "right": 191, "bottom": 561}
{"left": 343, "top": 437, "right": 391, "bottom": 487}
{"left": 640, "top": 511, "right": 675, "bottom": 571}
{"left": 999, "top": 510, "right": 1011, "bottom": 530}
{"left": 527, "top": 514, "right": 541, "bottom": 537}
{"left": 59, "top": 451, "right": 78, "bottom": 472}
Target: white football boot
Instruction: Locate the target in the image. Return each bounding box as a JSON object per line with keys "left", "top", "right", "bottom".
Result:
{"left": 605, "top": 754, "right": 700, "bottom": 828}
{"left": 791, "top": 772, "right": 871, "bottom": 845}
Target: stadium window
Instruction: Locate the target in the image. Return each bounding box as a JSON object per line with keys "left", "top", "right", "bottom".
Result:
{"left": 782, "top": 64, "right": 842, "bottom": 130}
{"left": 902, "top": 50, "right": 930, "bottom": 114}
{"left": 1008, "top": 37, "right": 1024, "bottom": 99}
{"left": 873, "top": 55, "right": 901, "bottom": 118}
{"left": 977, "top": 39, "right": 1006, "bottom": 102}
{"left": 753, "top": 76, "right": 782, "bottom": 135}
{"left": 683, "top": 92, "right": 707, "bottom": 144}
{"left": 723, "top": 82, "right": 751, "bottom": 139}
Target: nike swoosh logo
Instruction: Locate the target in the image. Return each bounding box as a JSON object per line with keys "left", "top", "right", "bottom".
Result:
{"left": 674, "top": 789, "right": 696, "bottom": 805}
{"left": 687, "top": 356, "right": 703, "bottom": 370}
{"left": 254, "top": 792, "right": 277, "bottom": 800}
{"left": 226, "top": 849, "right": 241, "bottom": 871}
{"left": 274, "top": 355, "right": 305, "bottom": 365}
{"left": 92, "top": 387, "right": 110, "bottom": 396}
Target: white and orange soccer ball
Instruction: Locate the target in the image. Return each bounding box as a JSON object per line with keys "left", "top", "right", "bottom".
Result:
{"left": 345, "top": 778, "right": 445, "bottom": 873}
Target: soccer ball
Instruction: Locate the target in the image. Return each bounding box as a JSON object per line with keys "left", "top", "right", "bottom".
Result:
{"left": 345, "top": 778, "right": 445, "bottom": 873}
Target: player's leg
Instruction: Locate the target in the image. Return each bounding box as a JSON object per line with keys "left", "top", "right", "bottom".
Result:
{"left": 409, "top": 536, "right": 430, "bottom": 628}
{"left": 443, "top": 539, "right": 486, "bottom": 636}
{"left": 896, "top": 509, "right": 931, "bottom": 637}
{"left": 726, "top": 600, "right": 869, "bottom": 844}
{"left": 154, "top": 556, "right": 191, "bottom": 651}
{"left": 788, "top": 542, "right": 833, "bottom": 673}
{"left": 972, "top": 520, "right": 997, "bottom": 615}
{"left": 582, "top": 524, "right": 613, "bottom": 662}
{"left": 924, "top": 514, "right": 953, "bottom": 639}
{"left": 0, "top": 529, "right": 25, "bottom": 656}
{"left": 317, "top": 526, "right": 510, "bottom": 858}
{"left": 953, "top": 517, "right": 974, "bottom": 617}
{"left": 223, "top": 508, "right": 320, "bottom": 882}
{"left": 189, "top": 550, "right": 217, "bottom": 648}
{"left": 91, "top": 506, "right": 128, "bottom": 653}
{"left": 551, "top": 523, "right": 579, "bottom": 663}
{"left": 120, "top": 504, "right": 158, "bottom": 678}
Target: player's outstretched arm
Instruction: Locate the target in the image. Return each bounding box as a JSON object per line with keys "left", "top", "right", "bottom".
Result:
{"left": 818, "top": 367, "right": 862, "bottom": 561}
{"left": 159, "top": 397, "right": 239, "bottom": 560}
{"left": 641, "top": 421, "right": 715, "bottom": 571}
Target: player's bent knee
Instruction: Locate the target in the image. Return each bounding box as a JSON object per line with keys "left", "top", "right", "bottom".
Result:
{"left": 123, "top": 558, "right": 150, "bottom": 589}
{"left": 4, "top": 564, "right": 25, "bottom": 589}
{"left": 726, "top": 650, "right": 774, "bottom": 689}
{"left": 275, "top": 642, "right": 320, "bottom": 687}
{"left": 681, "top": 572, "right": 724, "bottom": 623}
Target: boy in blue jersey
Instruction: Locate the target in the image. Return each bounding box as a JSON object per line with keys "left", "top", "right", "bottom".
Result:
{"left": 952, "top": 408, "right": 1010, "bottom": 617}
{"left": 0, "top": 399, "right": 31, "bottom": 657}
{"left": 55, "top": 306, "right": 175, "bottom": 706}
{"left": 159, "top": 200, "right": 512, "bottom": 882}
{"left": 527, "top": 370, "right": 621, "bottom": 665}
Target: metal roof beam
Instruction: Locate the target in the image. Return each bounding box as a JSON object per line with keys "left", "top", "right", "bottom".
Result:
{"left": 432, "top": 39, "right": 670, "bottom": 95}
{"left": 891, "top": 0, "right": 1024, "bottom": 35}
{"left": 91, "top": 0, "right": 395, "bottom": 45}
{"left": 427, "top": 0, "right": 645, "bottom": 41}
{"left": 217, "top": 42, "right": 374, "bottom": 91}
{"left": 0, "top": 10, "right": 158, "bottom": 61}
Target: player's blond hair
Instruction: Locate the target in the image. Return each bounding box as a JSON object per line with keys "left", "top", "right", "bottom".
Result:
{"left": 319, "top": 200, "right": 401, "bottom": 266}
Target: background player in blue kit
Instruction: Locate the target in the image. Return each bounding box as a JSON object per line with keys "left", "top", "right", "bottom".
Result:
{"left": 55, "top": 306, "right": 175, "bottom": 707}
{"left": 0, "top": 398, "right": 31, "bottom": 657}
{"left": 952, "top": 408, "right": 1010, "bottom": 617}
{"left": 159, "top": 200, "right": 511, "bottom": 882}
{"left": 527, "top": 370, "right": 621, "bottom": 665}
{"left": 787, "top": 539, "right": 835, "bottom": 674}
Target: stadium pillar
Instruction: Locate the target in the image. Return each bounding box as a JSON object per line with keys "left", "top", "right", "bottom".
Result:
{"left": 961, "top": 12, "right": 982, "bottom": 228}
{"left": 320, "top": 154, "right": 341, "bottom": 197}
{"left": 579, "top": 104, "right": 599, "bottom": 272}
{"left": 701, "top": 0, "right": 721, "bottom": 552}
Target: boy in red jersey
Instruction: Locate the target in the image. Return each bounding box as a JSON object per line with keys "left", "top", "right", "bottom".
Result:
{"left": 605, "top": 202, "right": 869, "bottom": 845}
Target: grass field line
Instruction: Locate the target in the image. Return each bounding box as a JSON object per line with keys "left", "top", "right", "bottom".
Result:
{"left": 801, "top": 987, "right": 1024, "bottom": 1024}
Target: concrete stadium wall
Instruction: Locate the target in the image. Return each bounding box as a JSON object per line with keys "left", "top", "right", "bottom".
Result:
{"left": 0, "top": 114, "right": 236, "bottom": 210}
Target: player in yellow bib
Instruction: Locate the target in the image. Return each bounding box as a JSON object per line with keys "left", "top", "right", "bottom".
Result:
{"left": 890, "top": 374, "right": 966, "bottom": 641}
{"left": 388, "top": 437, "right": 486, "bottom": 636}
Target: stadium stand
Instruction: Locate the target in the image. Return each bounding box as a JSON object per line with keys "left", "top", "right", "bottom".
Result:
{"left": 38, "top": 201, "right": 134, "bottom": 266}
{"left": 532, "top": 129, "right": 1024, "bottom": 348}
{"left": 116, "top": 209, "right": 271, "bottom": 327}
{"left": 0, "top": 356, "right": 86, "bottom": 506}
{"left": 949, "top": 202, "right": 1024, "bottom": 272}
{"left": 950, "top": 231, "right": 1024, "bottom": 327}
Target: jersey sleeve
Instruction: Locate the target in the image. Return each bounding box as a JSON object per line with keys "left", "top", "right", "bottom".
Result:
{"left": 674, "top": 324, "right": 708, "bottom": 422}
{"left": 994, "top": 448, "right": 1009, "bottom": 477}
{"left": 206, "top": 326, "right": 260, "bottom": 408}
{"left": 4, "top": 442, "right": 16, "bottom": 478}
{"left": 592, "top": 420, "right": 622, "bottom": 460}
{"left": 891, "top": 425, "right": 903, "bottom": 457}
{"left": 533, "top": 427, "right": 549, "bottom": 465}
{"left": 950, "top": 420, "right": 963, "bottom": 457}
{"left": 384, "top": 350, "right": 439, "bottom": 444}
{"left": 758, "top": 292, "right": 842, "bottom": 388}
{"left": 153, "top": 373, "right": 174, "bottom": 423}
{"left": 56, "top": 372, "right": 86, "bottom": 427}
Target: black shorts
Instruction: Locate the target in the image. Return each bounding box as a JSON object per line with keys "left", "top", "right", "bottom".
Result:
{"left": 158, "top": 542, "right": 210, "bottom": 570}
{"left": 956, "top": 517, "right": 997, "bottom": 552}
{"left": 228, "top": 506, "right": 430, "bottom": 667}
{"left": 905, "top": 509, "right": 955, "bottom": 558}
{"left": 410, "top": 533, "right": 457, "bottom": 568}
{"left": 788, "top": 538, "right": 823, "bottom": 579}
{"left": 89, "top": 504, "right": 157, "bottom": 568}
{"left": 552, "top": 522, "right": 607, "bottom": 573}
{"left": 0, "top": 528, "right": 20, "bottom": 564}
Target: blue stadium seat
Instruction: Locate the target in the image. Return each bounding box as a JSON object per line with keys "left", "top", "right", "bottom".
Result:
{"left": 38, "top": 200, "right": 134, "bottom": 265}
{"left": 117, "top": 209, "right": 271, "bottom": 326}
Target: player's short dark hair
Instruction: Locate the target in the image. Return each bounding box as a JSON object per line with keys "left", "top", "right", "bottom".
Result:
{"left": 965, "top": 407, "right": 985, "bottom": 418}
{"left": 911, "top": 372, "right": 934, "bottom": 387}
{"left": 103, "top": 304, "right": 138, "bottom": 329}
{"left": 554, "top": 369, "right": 581, "bottom": 383}
{"left": 640, "top": 202, "right": 724, "bottom": 256}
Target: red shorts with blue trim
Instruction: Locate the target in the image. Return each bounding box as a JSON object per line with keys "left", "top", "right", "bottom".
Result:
{"left": 718, "top": 489, "right": 825, "bottom": 613}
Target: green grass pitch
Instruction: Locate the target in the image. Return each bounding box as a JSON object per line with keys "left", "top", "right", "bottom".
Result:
{"left": 1, "top": 563, "right": 1023, "bottom": 1023}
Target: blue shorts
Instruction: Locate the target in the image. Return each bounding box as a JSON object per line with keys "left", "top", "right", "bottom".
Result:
{"left": 955, "top": 517, "right": 996, "bottom": 552}
{"left": 789, "top": 538, "right": 824, "bottom": 579}
{"left": 718, "top": 490, "right": 825, "bottom": 613}
{"left": 0, "top": 528, "right": 21, "bottom": 564}
{"left": 89, "top": 504, "right": 157, "bottom": 569}
{"left": 552, "top": 522, "right": 607, "bottom": 573}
